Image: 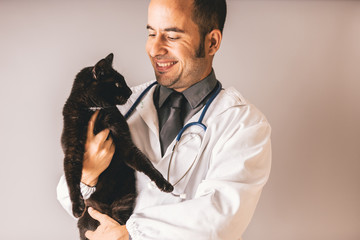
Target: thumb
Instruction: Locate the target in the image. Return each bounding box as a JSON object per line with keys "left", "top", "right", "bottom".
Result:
{"left": 87, "top": 110, "right": 100, "bottom": 140}
{"left": 85, "top": 229, "right": 95, "bottom": 240}
{"left": 88, "top": 207, "right": 107, "bottom": 223}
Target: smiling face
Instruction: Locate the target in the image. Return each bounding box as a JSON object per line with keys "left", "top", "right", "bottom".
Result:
{"left": 146, "top": 0, "right": 213, "bottom": 92}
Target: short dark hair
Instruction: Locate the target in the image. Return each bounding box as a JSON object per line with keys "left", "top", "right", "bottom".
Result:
{"left": 192, "top": 0, "right": 227, "bottom": 36}
{"left": 191, "top": 0, "right": 226, "bottom": 57}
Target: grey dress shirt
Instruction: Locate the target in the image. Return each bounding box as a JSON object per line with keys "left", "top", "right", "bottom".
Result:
{"left": 153, "top": 70, "right": 220, "bottom": 154}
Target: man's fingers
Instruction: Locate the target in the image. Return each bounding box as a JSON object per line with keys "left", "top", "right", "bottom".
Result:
{"left": 103, "top": 137, "right": 115, "bottom": 152}
{"left": 94, "top": 128, "right": 111, "bottom": 144}
{"left": 88, "top": 207, "right": 107, "bottom": 223}
{"left": 85, "top": 230, "right": 95, "bottom": 239}
{"left": 110, "top": 141, "right": 115, "bottom": 153}
{"left": 87, "top": 110, "right": 100, "bottom": 139}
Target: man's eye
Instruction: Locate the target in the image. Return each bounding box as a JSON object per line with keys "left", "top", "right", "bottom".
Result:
{"left": 168, "top": 36, "right": 179, "bottom": 40}
{"left": 148, "top": 33, "right": 156, "bottom": 37}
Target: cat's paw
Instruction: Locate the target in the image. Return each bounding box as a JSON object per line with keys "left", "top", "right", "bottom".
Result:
{"left": 156, "top": 180, "right": 174, "bottom": 192}
{"left": 72, "top": 200, "right": 86, "bottom": 218}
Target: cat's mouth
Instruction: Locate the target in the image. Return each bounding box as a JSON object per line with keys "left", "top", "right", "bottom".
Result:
{"left": 115, "top": 96, "right": 129, "bottom": 105}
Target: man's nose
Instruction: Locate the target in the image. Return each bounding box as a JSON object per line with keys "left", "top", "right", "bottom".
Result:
{"left": 148, "top": 36, "right": 167, "bottom": 57}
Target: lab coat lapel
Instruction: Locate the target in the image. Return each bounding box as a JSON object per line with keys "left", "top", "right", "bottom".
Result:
{"left": 135, "top": 85, "right": 160, "bottom": 145}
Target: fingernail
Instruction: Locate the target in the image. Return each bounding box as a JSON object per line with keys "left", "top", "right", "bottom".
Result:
{"left": 88, "top": 207, "right": 93, "bottom": 212}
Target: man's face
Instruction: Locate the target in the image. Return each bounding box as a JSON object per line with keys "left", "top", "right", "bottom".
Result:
{"left": 146, "top": 0, "right": 212, "bottom": 92}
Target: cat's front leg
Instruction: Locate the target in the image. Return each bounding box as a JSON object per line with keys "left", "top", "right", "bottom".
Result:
{"left": 77, "top": 206, "right": 99, "bottom": 240}
{"left": 125, "top": 147, "right": 174, "bottom": 193}
{"left": 64, "top": 154, "right": 86, "bottom": 218}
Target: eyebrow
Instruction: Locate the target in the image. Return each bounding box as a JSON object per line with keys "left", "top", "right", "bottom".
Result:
{"left": 146, "top": 25, "right": 185, "bottom": 33}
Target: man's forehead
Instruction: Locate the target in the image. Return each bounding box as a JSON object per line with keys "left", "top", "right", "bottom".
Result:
{"left": 149, "top": 0, "right": 193, "bottom": 10}
{"left": 147, "top": 0, "right": 195, "bottom": 31}
{"left": 148, "top": 0, "right": 193, "bottom": 19}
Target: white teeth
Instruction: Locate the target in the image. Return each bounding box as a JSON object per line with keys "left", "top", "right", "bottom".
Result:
{"left": 157, "top": 62, "right": 176, "bottom": 67}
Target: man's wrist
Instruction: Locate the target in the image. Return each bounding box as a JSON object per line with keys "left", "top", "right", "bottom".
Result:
{"left": 81, "top": 173, "right": 98, "bottom": 187}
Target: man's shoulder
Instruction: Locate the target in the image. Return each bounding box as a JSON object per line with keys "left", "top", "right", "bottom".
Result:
{"left": 221, "top": 86, "right": 248, "bottom": 106}
{"left": 212, "top": 86, "right": 249, "bottom": 115}
{"left": 212, "top": 86, "right": 270, "bottom": 127}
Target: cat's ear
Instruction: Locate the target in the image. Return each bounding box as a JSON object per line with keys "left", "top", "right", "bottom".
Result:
{"left": 92, "top": 66, "right": 99, "bottom": 80}
{"left": 92, "top": 53, "right": 113, "bottom": 80}
{"left": 105, "top": 53, "right": 114, "bottom": 65}
{"left": 92, "top": 62, "right": 106, "bottom": 80}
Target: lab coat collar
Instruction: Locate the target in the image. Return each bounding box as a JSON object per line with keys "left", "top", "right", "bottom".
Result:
{"left": 132, "top": 83, "right": 160, "bottom": 144}
{"left": 127, "top": 81, "right": 248, "bottom": 160}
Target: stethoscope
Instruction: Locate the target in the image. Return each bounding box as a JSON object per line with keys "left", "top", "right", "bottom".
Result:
{"left": 124, "top": 81, "right": 222, "bottom": 199}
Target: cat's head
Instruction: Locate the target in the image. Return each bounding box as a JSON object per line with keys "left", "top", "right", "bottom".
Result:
{"left": 74, "top": 53, "right": 132, "bottom": 107}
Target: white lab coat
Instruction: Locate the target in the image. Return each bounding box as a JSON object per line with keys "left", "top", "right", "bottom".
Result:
{"left": 57, "top": 81, "right": 272, "bottom": 240}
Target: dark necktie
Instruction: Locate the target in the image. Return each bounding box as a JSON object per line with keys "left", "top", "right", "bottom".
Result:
{"left": 160, "top": 91, "right": 185, "bottom": 155}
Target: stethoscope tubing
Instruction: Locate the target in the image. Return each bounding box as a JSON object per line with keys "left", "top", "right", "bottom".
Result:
{"left": 124, "top": 81, "right": 158, "bottom": 120}
{"left": 175, "top": 83, "right": 222, "bottom": 141}
{"left": 124, "top": 81, "right": 222, "bottom": 198}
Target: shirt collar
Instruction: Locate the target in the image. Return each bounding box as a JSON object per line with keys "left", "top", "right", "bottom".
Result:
{"left": 158, "top": 70, "right": 218, "bottom": 109}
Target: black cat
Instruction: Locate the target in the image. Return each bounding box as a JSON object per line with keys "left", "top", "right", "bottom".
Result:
{"left": 61, "top": 53, "right": 173, "bottom": 239}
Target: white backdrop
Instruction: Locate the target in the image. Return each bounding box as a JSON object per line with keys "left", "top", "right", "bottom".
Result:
{"left": 0, "top": 1, "right": 359, "bottom": 239}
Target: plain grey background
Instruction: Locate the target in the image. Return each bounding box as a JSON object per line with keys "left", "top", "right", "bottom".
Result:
{"left": 0, "top": 0, "right": 359, "bottom": 239}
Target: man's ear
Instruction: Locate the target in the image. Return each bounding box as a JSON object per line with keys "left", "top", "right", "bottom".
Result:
{"left": 207, "top": 29, "right": 222, "bottom": 56}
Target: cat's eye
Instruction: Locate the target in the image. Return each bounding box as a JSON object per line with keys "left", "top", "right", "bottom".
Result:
{"left": 115, "top": 83, "right": 121, "bottom": 88}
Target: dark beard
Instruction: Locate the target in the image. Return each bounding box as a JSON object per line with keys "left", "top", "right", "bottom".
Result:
{"left": 195, "top": 34, "right": 205, "bottom": 58}
{"left": 155, "top": 71, "right": 182, "bottom": 88}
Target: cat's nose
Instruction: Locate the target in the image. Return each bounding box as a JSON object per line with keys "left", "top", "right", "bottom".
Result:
{"left": 127, "top": 88, "right": 132, "bottom": 98}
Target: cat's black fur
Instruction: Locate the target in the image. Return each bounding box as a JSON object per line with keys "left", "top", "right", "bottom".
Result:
{"left": 61, "top": 53, "right": 173, "bottom": 240}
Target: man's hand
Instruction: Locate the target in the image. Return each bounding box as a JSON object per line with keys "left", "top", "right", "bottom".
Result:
{"left": 81, "top": 110, "right": 115, "bottom": 187}
{"left": 85, "top": 207, "right": 129, "bottom": 240}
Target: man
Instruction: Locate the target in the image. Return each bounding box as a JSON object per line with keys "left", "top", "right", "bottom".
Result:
{"left": 57, "top": 0, "right": 272, "bottom": 239}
